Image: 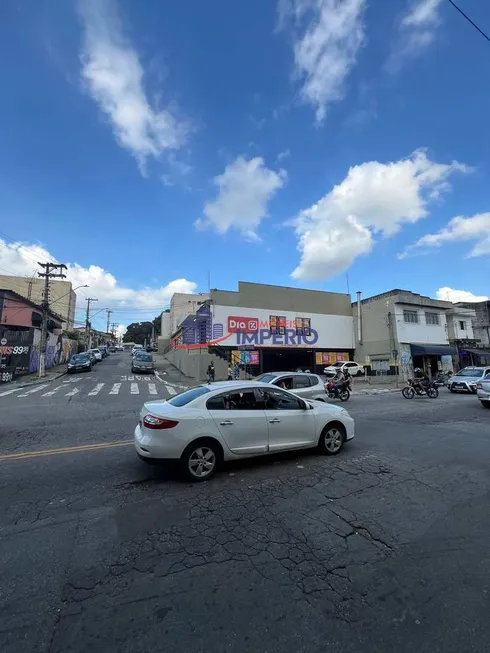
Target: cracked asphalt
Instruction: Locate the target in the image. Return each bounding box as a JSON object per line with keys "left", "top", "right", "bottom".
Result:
{"left": 1, "top": 362, "right": 490, "bottom": 653}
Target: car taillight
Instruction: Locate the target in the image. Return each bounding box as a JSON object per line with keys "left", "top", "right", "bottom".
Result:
{"left": 143, "top": 414, "right": 179, "bottom": 430}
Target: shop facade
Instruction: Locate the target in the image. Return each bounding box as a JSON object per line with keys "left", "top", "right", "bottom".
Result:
{"left": 171, "top": 282, "right": 355, "bottom": 376}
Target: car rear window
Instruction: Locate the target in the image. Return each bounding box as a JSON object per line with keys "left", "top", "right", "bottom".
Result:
{"left": 135, "top": 353, "right": 152, "bottom": 361}
{"left": 167, "top": 386, "right": 211, "bottom": 407}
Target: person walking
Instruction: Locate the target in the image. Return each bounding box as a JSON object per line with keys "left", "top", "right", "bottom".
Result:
{"left": 227, "top": 364, "right": 233, "bottom": 381}
{"left": 207, "top": 361, "right": 215, "bottom": 383}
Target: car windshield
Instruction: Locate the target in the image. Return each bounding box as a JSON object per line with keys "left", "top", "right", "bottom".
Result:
{"left": 136, "top": 353, "right": 152, "bottom": 362}
{"left": 455, "top": 368, "right": 484, "bottom": 377}
{"left": 71, "top": 355, "right": 88, "bottom": 362}
{"left": 92, "top": 349, "right": 100, "bottom": 353}
{"left": 167, "top": 386, "right": 211, "bottom": 407}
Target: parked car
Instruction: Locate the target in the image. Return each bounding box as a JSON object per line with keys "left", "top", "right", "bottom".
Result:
{"left": 116, "top": 346, "right": 124, "bottom": 352}
{"left": 255, "top": 372, "right": 327, "bottom": 401}
{"left": 448, "top": 366, "right": 490, "bottom": 393}
{"left": 132, "top": 345, "right": 144, "bottom": 357}
{"left": 324, "top": 361, "right": 364, "bottom": 377}
{"left": 88, "top": 348, "right": 102, "bottom": 362}
{"left": 476, "top": 377, "right": 490, "bottom": 409}
{"left": 131, "top": 352, "right": 155, "bottom": 374}
{"left": 108, "top": 346, "right": 117, "bottom": 353}
{"left": 98, "top": 346, "right": 109, "bottom": 358}
{"left": 134, "top": 380, "right": 355, "bottom": 481}
{"left": 86, "top": 350, "right": 97, "bottom": 366}
{"left": 67, "top": 353, "right": 92, "bottom": 374}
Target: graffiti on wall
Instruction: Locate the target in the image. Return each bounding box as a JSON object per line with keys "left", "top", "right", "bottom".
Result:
{"left": 29, "top": 331, "right": 77, "bottom": 375}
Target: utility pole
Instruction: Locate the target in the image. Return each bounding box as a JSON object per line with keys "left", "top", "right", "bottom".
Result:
{"left": 37, "top": 262, "right": 67, "bottom": 377}
{"left": 110, "top": 322, "right": 118, "bottom": 340}
{"left": 106, "top": 309, "right": 112, "bottom": 336}
{"left": 85, "top": 298, "right": 98, "bottom": 351}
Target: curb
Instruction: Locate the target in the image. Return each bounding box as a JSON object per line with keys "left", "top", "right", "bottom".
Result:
{"left": 8, "top": 370, "right": 67, "bottom": 390}
{"left": 353, "top": 387, "right": 401, "bottom": 395}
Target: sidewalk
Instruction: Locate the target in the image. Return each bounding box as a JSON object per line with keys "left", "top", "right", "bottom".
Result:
{"left": 350, "top": 378, "right": 402, "bottom": 395}
{"left": 4, "top": 365, "right": 67, "bottom": 389}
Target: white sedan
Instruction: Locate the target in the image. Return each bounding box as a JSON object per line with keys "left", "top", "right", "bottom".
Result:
{"left": 134, "top": 380, "right": 355, "bottom": 481}
{"left": 324, "top": 361, "right": 364, "bottom": 377}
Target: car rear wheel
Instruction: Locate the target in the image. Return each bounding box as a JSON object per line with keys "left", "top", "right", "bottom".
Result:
{"left": 318, "top": 423, "right": 346, "bottom": 456}
{"left": 182, "top": 439, "right": 222, "bottom": 482}
{"left": 481, "top": 401, "right": 490, "bottom": 409}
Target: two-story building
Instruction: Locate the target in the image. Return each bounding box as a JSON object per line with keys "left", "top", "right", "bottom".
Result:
{"left": 0, "top": 288, "right": 65, "bottom": 382}
{"left": 353, "top": 289, "right": 477, "bottom": 379}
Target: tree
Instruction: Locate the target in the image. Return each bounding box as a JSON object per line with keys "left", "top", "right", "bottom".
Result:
{"left": 123, "top": 321, "right": 153, "bottom": 344}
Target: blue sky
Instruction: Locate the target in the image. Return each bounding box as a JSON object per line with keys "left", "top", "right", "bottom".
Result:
{"left": 0, "top": 0, "right": 489, "bottom": 332}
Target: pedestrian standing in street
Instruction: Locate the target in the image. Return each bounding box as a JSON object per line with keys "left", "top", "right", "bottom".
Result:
{"left": 207, "top": 362, "right": 215, "bottom": 383}
{"left": 227, "top": 364, "right": 233, "bottom": 380}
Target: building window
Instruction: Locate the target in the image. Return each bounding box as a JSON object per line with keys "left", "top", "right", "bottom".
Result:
{"left": 425, "top": 312, "right": 439, "bottom": 326}
{"left": 459, "top": 320, "right": 466, "bottom": 331}
{"left": 403, "top": 310, "right": 418, "bottom": 324}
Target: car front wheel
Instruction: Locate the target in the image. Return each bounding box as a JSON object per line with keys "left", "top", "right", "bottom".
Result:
{"left": 318, "top": 423, "right": 346, "bottom": 455}
{"left": 182, "top": 439, "right": 221, "bottom": 481}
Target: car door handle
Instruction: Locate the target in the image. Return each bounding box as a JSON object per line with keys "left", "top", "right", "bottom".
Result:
{"left": 219, "top": 420, "right": 234, "bottom": 426}
{"left": 269, "top": 418, "right": 281, "bottom": 424}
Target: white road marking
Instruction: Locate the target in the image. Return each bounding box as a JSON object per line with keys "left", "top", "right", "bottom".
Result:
{"left": 65, "top": 387, "right": 79, "bottom": 397}
{"left": 128, "top": 376, "right": 134, "bottom": 381}
{"left": 17, "top": 384, "right": 50, "bottom": 398}
{"left": 88, "top": 383, "right": 104, "bottom": 396}
{"left": 109, "top": 383, "right": 121, "bottom": 395}
{"left": 154, "top": 371, "right": 164, "bottom": 383}
{"left": 0, "top": 387, "right": 23, "bottom": 397}
{"left": 121, "top": 375, "right": 127, "bottom": 381}
{"left": 42, "top": 385, "right": 64, "bottom": 397}
{"left": 130, "top": 383, "right": 139, "bottom": 394}
{"left": 165, "top": 384, "right": 177, "bottom": 396}
{"left": 148, "top": 383, "right": 158, "bottom": 395}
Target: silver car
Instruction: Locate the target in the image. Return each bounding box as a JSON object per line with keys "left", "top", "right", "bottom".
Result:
{"left": 255, "top": 372, "right": 327, "bottom": 401}
{"left": 131, "top": 352, "right": 155, "bottom": 374}
{"left": 448, "top": 366, "right": 490, "bottom": 394}
{"left": 476, "top": 377, "right": 490, "bottom": 409}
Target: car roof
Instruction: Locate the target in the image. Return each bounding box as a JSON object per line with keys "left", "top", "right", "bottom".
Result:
{"left": 260, "top": 371, "right": 318, "bottom": 376}
{"left": 201, "top": 380, "right": 271, "bottom": 391}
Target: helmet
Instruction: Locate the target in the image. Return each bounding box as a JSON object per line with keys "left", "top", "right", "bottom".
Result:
{"left": 414, "top": 367, "right": 421, "bottom": 372}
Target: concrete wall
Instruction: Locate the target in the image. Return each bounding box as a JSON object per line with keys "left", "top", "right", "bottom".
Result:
{"left": 353, "top": 295, "right": 397, "bottom": 363}
{"left": 211, "top": 282, "right": 352, "bottom": 316}
{"left": 457, "top": 301, "right": 490, "bottom": 346}
{"left": 165, "top": 347, "right": 229, "bottom": 381}
{"left": 161, "top": 312, "right": 171, "bottom": 339}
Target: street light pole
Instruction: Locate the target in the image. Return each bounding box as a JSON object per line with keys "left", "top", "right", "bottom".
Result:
{"left": 85, "top": 298, "right": 98, "bottom": 351}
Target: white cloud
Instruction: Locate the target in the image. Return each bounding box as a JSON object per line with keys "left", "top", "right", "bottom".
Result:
{"left": 279, "top": 0, "right": 366, "bottom": 122}
{"left": 436, "top": 287, "right": 489, "bottom": 303}
{"left": 291, "top": 149, "right": 469, "bottom": 280}
{"left": 387, "top": 0, "right": 444, "bottom": 72}
{"left": 78, "top": 0, "right": 188, "bottom": 170}
{"left": 400, "top": 213, "right": 490, "bottom": 259}
{"left": 276, "top": 148, "right": 291, "bottom": 163}
{"left": 0, "top": 238, "right": 197, "bottom": 309}
{"left": 196, "top": 156, "right": 287, "bottom": 239}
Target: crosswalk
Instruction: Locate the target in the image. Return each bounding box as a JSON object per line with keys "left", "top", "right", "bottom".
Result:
{"left": 1, "top": 380, "right": 188, "bottom": 401}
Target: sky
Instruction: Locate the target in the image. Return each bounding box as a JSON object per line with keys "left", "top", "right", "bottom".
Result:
{"left": 1, "top": 0, "right": 490, "bottom": 333}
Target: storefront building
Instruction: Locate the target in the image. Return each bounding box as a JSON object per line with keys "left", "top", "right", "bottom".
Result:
{"left": 173, "top": 282, "right": 354, "bottom": 375}
{"left": 353, "top": 289, "right": 463, "bottom": 379}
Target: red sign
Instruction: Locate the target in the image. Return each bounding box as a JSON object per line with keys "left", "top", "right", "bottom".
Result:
{"left": 227, "top": 316, "right": 259, "bottom": 333}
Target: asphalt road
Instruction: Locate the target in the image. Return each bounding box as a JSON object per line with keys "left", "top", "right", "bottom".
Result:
{"left": 1, "top": 358, "right": 490, "bottom": 653}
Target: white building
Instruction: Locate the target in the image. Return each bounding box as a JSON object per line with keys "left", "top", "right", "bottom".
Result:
{"left": 353, "top": 289, "right": 476, "bottom": 378}
{"left": 170, "top": 293, "right": 209, "bottom": 335}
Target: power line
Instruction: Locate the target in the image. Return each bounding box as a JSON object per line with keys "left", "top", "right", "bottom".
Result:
{"left": 0, "top": 230, "right": 53, "bottom": 266}
{"left": 447, "top": 0, "right": 490, "bottom": 44}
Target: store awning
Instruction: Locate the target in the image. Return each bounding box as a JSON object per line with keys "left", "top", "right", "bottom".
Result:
{"left": 410, "top": 344, "right": 457, "bottom": 357}
{"left": 461, "top": 347, "right": 490, "bottom": 358}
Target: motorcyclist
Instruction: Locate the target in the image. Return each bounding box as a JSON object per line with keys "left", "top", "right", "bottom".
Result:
{"left": 413, "top": 367, "right": 429, "bottom": 391}
{"left": 331, "top": 368, "right": 345, "bottom": 397}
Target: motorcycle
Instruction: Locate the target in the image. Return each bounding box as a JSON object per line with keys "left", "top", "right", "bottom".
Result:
{"left": 325, "top": 379, "right": 350, "bottom": 402}
{"left": 402, "top": 378, "right": 439, "bottom": 399}
{"left": 433, "top": 371, "right": 452, "bottom": 387}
